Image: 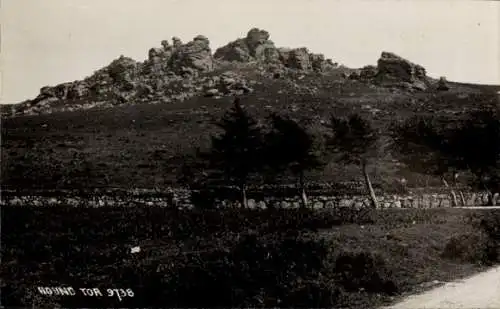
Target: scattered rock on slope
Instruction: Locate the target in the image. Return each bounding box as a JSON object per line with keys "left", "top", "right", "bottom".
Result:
{"left": 203, "top": 72, "right": 254, "bottom": 97}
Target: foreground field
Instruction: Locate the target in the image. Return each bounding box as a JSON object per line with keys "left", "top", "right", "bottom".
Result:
{"left": 1, "top": 206, "right": 499, "bottom": 308}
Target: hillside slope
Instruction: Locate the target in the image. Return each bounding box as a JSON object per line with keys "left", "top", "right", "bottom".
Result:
{"left": 2, "top": 28, "right": 499, "bottom": 192}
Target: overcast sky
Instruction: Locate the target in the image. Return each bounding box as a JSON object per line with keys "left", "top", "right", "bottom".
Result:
{"left": 1, "top": 0, "right": 499, "bottom": 104}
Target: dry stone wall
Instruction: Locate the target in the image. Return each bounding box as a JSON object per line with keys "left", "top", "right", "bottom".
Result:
{"left": 1, "top": 189, "right": 498, "bottom": 209}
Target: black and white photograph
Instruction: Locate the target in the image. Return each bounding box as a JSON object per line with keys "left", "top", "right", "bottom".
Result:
{"left": 1, "top": 0, "right": 500, "bottom": 308}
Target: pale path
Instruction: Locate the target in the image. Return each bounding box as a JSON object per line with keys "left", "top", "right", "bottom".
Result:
{"left": 382, "top": 266, "right": 500, "bottom": 309}
{"left": 455, "top": 206, "right": 500, "bottom": 209}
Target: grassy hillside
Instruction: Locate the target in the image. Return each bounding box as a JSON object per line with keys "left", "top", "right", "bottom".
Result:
{"left": 2, "top": 65, "right": 499, "bottom": 192}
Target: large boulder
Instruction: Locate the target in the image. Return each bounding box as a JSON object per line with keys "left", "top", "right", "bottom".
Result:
{"left": 143, "top": 39, "right": 176, "bottom": 76}
{"left": 39, "top": 86, "right": 55, "bottom": 97}
{"left": 278, "top": 48, "right": 332, "bottom": 72}
{"left": 67, "top": 83, "right": 89, "bottom": 99}
{"left": 35, "top": 81, "right": 89, "bottom": 101}
{"left": 148, "top": 47, "right": 163, "bottom": 61}
{"left": 345, "top": 52, "right": 429, "bottom": 91}
{"left": 359, "top": 65, "right": 378, "bottom": 80}
{"left": 245, "top": 28, "right": 279, "bottom": 61}
{"left": 107, "top": 55, "right": 139, "bottom": 83}
{"left": 310, "top": 53, "right": 327, "bottom": 72}
{"left": 214, "top": 28, "right": 278, "bottom": 63}
{"left": 148, "top": 39, "right": 176, "bottom": 62}
{"left": 54, "top": 83, "right": 72, "bottom": 99}
{"left": 172, "top": 37, "right": 183, "bottom": 49}
{"left": 169, "top": 35, "right": 215, "bottom": 74}
{"left": 377, "top": 52, "right": 426, "bottom": 83}
{"left": 286, "top": 48, "right": 312, "bottom": 71}
{"left": 437, "top": 76, "right": 450, "bottom": 91}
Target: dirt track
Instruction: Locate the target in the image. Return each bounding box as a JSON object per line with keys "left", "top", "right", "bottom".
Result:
{"left": 383, "top": 265, "right": 500, "bottom": 309}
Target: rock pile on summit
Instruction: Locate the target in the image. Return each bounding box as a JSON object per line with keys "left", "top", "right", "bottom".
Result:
{"left": 19, "top": 28, "right": 342, "bottom": 116}
{"left": 26, "top": 36, "right": 218, "bottom": 114}
{"left": 9, "top": 29, "right": 441, "bottom": 117}
{"left": 214, "top": 28, "right": 334, "bottom": 72}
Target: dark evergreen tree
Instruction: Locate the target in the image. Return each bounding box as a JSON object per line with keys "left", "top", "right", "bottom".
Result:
{"left": 389, "top": 116, "right": 462, "bottom": 205}
{"left": 265, "top": 114, "right": 324, "bottom": 208}
{"left": 451, "top": 109, "right": 500, "bottom": 204}
{"left": 325, "top": 114, "right": 381, "bottom": 208}
{"left": 391, "top": 108, "right": 500, "bottom": 206}
{"left": 205, "top": 98, "right": 265, "bottom": 208}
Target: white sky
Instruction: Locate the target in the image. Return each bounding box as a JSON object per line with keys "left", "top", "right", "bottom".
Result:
{"left": 1, "top": 0, "right": 499, "bottom": 104}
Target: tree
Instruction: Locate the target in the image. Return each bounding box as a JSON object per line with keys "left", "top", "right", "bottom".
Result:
{"left": 389, "top": 116, "right": 462, "bottom": 206}
{"left": 448, "top": 109, "right": 500, "bottom": 205}
{"left": 391, "top": 108, "right": 500, "bottom": 206}
{"left": 204, "top": 98, "right": 265, "bottom": 208}
{"left": 264, "top": 114, "right": 324, "bottom": 208}
{"left": 325, "top": 114, "right": 381, "bottom": 208}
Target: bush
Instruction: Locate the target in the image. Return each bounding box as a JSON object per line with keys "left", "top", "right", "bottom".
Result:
{"left": 159, "top": 233, "right": 336, "bottom": 308}
{"left": 466, "top": 211, "right": 500, "bottom": 263}
{"left": 333, "top": 251, "right": 399, "bottom": 295}
{"left": 441, "top": 232, "right": 491, "bottom": 265}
